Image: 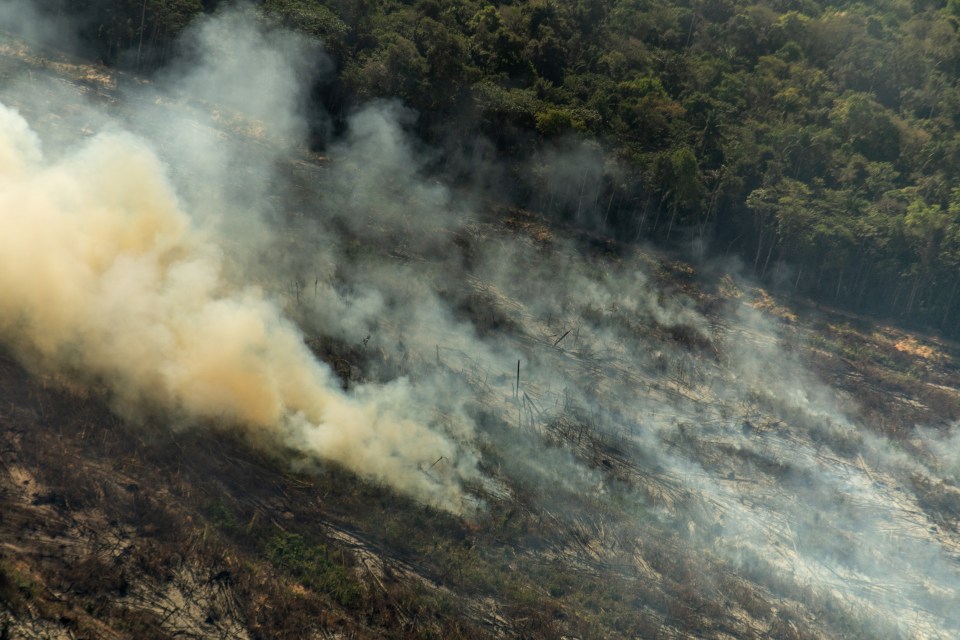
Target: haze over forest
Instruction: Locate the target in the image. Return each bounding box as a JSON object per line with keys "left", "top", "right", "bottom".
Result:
{"left": 30, "top": 0, "right": 960, "bottom": 335}
{"left": 2, "top": 1, "right": 960, "bottom": 639}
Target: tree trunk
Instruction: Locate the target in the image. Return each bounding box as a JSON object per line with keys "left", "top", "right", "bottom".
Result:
{"left": 575, "top": 170, "right": 587, "bottom": 222}
{"left": 906, "top": 276, "right": 921, "bottom": 315}
{"left": 666, "top": 203, "right": 678, "bottom": 242}
{"left": 761, "top": 236, "right": 776, "bottom": 279}
{"left": 137, "top": 0, "right": 148, "bottom": 68}
{"left": 603, "top": 190, "right": 616, "bottom": 228}
{"left": 941, "top": 273, "right": 960, "bottom": 329}
{"left": 891, "top": 278, "right": 903, "bottom": 314}
{"left": 753, "top": 221, "right": 766, "bottom": 275}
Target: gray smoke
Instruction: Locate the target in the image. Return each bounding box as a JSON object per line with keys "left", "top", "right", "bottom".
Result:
{"left": 4, "top": 3, "right": 960, "bottom": 637}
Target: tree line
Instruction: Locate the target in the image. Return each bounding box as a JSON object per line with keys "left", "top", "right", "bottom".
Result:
{"left": 38, "top": 0, "right": 960, "bottom": 334}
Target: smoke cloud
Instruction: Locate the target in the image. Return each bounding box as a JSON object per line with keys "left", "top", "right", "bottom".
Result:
{"left": 0, "top": 7, "right": 478, "bottom": 514}
{"left": 6, "top": 3, "right": 960, "bottom": 637}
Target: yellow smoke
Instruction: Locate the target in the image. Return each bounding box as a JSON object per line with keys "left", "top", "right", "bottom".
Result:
{"left": 0, "top": 103, "right": 474, "bottom": 513}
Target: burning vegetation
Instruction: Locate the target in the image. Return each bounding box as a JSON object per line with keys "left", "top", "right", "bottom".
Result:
{"left": 3, "top": 5, "right": 960, "bottom": 640}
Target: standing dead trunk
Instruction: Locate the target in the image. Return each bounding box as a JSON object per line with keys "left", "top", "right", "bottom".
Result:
{"left": 137, "top": 0, "right": 148, "bottom": 67}
{"left": 905, "top": 276, "right": 921, "bottom": 315}
{"left": 941, "top": 273, "right": 960, "bottom": 329}
{"left": 761, "top": 236, "right": 776, "bottom": 279}
{"left": 753, "top": 229, "right": 765, "bottom": 275}
{"left": 666, "top": 203, "right": 678, "bottom": 243}
{"left": 603, "top": 190, "right": 616, "bottom": 228}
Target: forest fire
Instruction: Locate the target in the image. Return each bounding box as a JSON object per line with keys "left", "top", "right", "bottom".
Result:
{"left": 3, "top": 3, "right": 960, "bottom": 639}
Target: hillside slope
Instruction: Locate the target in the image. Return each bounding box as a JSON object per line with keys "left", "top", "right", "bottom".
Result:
{"left": 3, "top": 235, "right": 960, "bottom": 640}
{"left": 3, "top": 16, "right": 960, "bottom": 640}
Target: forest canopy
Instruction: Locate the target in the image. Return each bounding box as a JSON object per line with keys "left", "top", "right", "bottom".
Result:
{"left": 28, "top": 0, "right": 960, "bottom": 334}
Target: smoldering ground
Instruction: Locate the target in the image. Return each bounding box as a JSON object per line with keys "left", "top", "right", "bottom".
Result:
{"left": 5, "top": 4, "right": 960, "bottom": 638}
{"left": 255, "top": 117, "right": 960, "bottom": 633}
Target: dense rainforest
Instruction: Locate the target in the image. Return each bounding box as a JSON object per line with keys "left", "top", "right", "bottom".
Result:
{"left": 33, "top": 0, "right": 960, "bottom": 335}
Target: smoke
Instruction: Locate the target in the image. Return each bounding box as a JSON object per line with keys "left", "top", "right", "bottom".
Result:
{"left": 0, "top": 1, "right": 75, "bottom": 53}
{"left": 281, "top": 93, "right": 960, "bottom": 629}
{"left": 160, "top": 6, "right": 318, "bottom": 146}
{"left": 6, "top": 3, "right": 960, "bottom": 637}
{"left": 0, "top": 7, "right": 478, "bottom": 514}
{"left": 529, "top": 138, "right": 610, "bottom": 228}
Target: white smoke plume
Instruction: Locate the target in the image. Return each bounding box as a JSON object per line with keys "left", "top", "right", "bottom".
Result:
{"left": 0, "top": 10, "right": 478, "bottom": 513}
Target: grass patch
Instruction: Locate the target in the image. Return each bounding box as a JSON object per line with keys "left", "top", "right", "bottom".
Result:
{"left": 264, "top": 532, "right": 362, "bottom": 608}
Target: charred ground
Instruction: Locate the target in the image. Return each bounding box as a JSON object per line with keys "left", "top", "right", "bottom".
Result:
{"left": 3, "top": 237, "right": 960, "bottom": 639}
